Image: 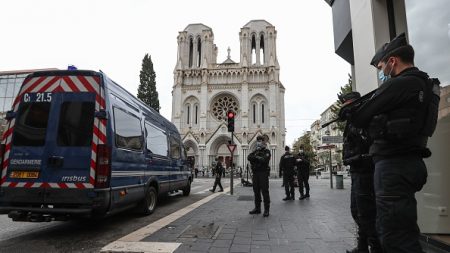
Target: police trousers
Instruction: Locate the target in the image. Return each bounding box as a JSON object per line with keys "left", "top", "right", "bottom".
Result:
{"left": 283, "top": 171, "right": 295, "bottom": 198}
{"left": 212, "top": 176, "right": 223, "bottom": 191}
{"left": 297, "top": 169, "right": 310, "bottom": 196}
{"left": 252, "top": 171, "right": 270, "bottom": 210}
{"left": 374, "top": 155, "right": 427, "bottom": 253}
{"left": 350, "top": 172, "right": 380, "bottom": 250}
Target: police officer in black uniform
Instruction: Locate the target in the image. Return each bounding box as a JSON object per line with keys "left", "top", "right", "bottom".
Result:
{"left": 296, "top": 145, "right": 310, "bottom": 200}
{"left": 209, "top": 157, "right": 224, "bottom": 192}
{"left": 352, "top": 33, "right": 440, "bottom": 252}
{"left": 342, "top": 92, "right": 382, "bottom": 253}
{"left": 279, "top": 146, "right": 296, "bottom": 201}
{"left": 248, "top": 135, "right": 271, "bottom": 217}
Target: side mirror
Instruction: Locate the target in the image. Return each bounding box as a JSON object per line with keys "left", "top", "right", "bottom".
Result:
{"left": 95, "top": 110, "right": 108, "bottom": 120}
{"left": 5, "top": 111, "right": 16, "bottom": 121}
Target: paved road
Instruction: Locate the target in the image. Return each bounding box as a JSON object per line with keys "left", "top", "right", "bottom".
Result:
{"left": 0, "top": 177, "right": 223, "bottom": 253}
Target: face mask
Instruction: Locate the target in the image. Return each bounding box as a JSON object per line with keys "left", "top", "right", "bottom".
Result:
{"left": 256, "top": 141, "right": 264, "bottom": 150}
{"left": 299, "top": 149, "right": 304, "bottom": 154}
{"left": 378, "top": 60, "right": 394, "bottom": 83}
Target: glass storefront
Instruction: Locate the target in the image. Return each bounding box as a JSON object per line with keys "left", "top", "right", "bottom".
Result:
{"left": 406, "top": 0, "right": 450, "bottom": 235}
{"left": 0, "top": 73, "right": 27, "bottom": 113}
{"left": 405, "top": 0, "right": 450, "bottom": 85}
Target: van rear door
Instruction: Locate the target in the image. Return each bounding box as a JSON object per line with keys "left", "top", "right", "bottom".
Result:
{"left": 2, "top": 73, "right": 104, "bottom": 204}
{"left": 43, "top": 92, "right": 96, "bottom": 199}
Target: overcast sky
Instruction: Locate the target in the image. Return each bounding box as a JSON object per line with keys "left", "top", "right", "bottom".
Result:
{"left": 2, "top": 1, "right": 446, "bottom": 146}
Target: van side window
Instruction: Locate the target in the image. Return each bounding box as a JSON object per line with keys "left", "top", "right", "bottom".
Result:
{"left": 170, "top": 137, "right": 180, "bottom": 159}
{"left": 114, "top": 108, "right": 143, "bottom": 151}
{"left": 13, "top": 102, "right": 51, "bottom": 146}
{"left": 145, "top": 123, "right": 168, "bottom": 156}
{"left": 57, "top": 102, "right": 95, "bottom": 146}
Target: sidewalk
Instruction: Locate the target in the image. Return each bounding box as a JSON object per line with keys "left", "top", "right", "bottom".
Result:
{"left": 142, "top": 178, "right": 356, "bottom": 253}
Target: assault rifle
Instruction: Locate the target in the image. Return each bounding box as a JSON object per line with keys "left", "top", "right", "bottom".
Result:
{"left": 321, "top": 89, "right": 377, "bottom": 129}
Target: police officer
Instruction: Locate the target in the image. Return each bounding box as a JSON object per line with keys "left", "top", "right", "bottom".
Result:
{"left": 279, "top": 146, "right": 296, "bottom": 201}
{"left": 209, "top": 157, "right": 224, "bottom": 192}
{"left": 248, "top": 135, "right": 271, "bottom": 217}
{"left": 342, "top": 92, "right": 382, "bottom": 253}
{"left": 352, "top": 33, "right": 440, "bottom": 252}
{"left": 296, "top": 145, "right": 310, "bottom": 200}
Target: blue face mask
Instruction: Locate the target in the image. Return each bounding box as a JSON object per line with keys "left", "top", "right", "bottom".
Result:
{"left": 378, "top": 69, "right": 390, "bottom": 82}
{"left": 378, "top": 61, "right": 394, "bottom": 83}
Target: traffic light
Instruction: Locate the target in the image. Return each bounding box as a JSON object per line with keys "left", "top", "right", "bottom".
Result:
{"left": 227, "top": 110, "right": 235, "bottom": 132}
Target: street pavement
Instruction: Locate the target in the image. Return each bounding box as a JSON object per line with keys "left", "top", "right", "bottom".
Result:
{"left": 141, "top": 177, "right": 356, "bottom": 253}
{"left": 104, "top": 177, "right": 446, "bottom": 253}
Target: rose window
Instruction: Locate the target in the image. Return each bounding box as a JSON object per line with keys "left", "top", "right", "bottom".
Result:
{"left": 211, "top": 95, "right": 239, "bottom": 121}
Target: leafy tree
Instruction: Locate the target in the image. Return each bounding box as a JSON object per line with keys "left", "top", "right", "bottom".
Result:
{"left": 292, "top": 131, "right": 317, "bottom": 169}
{"left": 330, "top": 74, "right": 353, "bottom": 131}
{"left": 138, "top": 54, "right": 160, "bottom": 112}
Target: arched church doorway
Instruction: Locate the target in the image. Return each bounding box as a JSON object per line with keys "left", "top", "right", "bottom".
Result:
{"left": 184, "top": 140, "right": 198, "bottom": 170}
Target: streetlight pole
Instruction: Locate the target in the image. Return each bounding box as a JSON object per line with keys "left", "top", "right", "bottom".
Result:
{"left": 329, "top": 148, "right": 333, "bottom": 189}
{"left": 230, "top": 134, "right": 234, "bottom": 195}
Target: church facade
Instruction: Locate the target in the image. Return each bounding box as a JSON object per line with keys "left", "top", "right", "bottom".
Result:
{"left": 171, "top": 20, "right": 285, "bottom": 175}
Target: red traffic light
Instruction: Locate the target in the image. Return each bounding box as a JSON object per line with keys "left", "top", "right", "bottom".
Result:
{"left": 227, "top": 111, "right": 235, "bottom": 118}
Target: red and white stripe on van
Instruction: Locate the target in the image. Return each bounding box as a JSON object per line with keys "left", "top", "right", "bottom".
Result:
{"left": 0, "top": 75, "right": 106, "bottom": 189}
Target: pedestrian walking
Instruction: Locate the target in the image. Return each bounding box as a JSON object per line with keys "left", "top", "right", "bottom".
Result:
{"left": 296, "top": 145, "right": 310, "bottom": 200}
{"left": 279, "top": 146, "right": 296, "bottom": 201}
{"left": 248, "top": 135, "right": 271, "bottom": 217}
{"left": 352, "top": 33, "right": 440, "bottom": 252}
{"left": 341, "top": 92, "right": 382, "bottom": 253}
{"left": 209, "top": 158, "right": 224, "bottom": 192}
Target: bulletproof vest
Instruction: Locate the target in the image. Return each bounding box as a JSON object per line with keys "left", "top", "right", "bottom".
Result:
{"left": 249, "top": 148, "right": 270, "bottom": 172}
{"left": 369, "top": 77, "right": 440, "bottom": 143}
{"left": 296, "top": 153, "right": 310, "bottom": 170}
{"left": 343, "top": 123, "right": 372, "bottom": 166}
{"left": 281, "top": 153, "right": 296, "bottom": 172}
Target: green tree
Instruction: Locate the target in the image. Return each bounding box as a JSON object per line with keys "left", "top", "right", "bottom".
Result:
{"left": 138, "top": 54, "right": 160, "bottom": 112}
{"left": 292, "top": 131, "right": 317, "bottom": 169}
{"left": 330, "top": 74, "right": 353, "bottom": 131}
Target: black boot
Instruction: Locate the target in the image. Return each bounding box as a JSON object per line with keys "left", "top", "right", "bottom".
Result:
{"left": 249, "top": 207, "right": 261, "bottom": 214}
{"left": 282, "top": 196, "right": 291, "bottom": 201}
{"left": 263, "top": 208, "right": 269, "bottom": 217}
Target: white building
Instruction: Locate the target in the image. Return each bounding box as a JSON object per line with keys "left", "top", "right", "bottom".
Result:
{"left": 318, "top": 103, "right": 344, "bottom": 172}
{"left": 171, "top": 20, "right": 286, "bottom": 175}
{"left": 309, "top": 120, "right": 321, "bottom": 153}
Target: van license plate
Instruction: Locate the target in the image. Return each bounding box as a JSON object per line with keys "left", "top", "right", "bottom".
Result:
{"left": 10, "top": 171, "right": 39, "bottom": 179}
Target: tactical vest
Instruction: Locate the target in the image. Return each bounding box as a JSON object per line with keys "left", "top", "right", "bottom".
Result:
{"left": 369, "top": 78, "right": 440, "bottom": 145}
{"left": 343, "top": 124, "right": 372, "bottom": 167}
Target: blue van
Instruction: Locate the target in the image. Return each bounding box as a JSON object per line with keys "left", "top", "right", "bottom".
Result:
{"left": 0, "top": 70, "right": 192, "bottom": 222}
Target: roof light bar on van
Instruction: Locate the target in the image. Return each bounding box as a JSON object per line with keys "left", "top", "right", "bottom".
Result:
{"left": 95, "top": 144, "right": 111, "bottom": 188}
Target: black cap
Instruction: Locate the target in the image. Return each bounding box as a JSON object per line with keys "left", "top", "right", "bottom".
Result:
{"left": 370, "top": 33, "right": 408, "bottom": 66}
{"left": 370, "top": 43, "right": 388, "bottom": 66}
{"left": 338, "top": 91, "right": 361, "bottom": 103}
{"left": 285, "top": 146, "right": 290, "bottom": 151}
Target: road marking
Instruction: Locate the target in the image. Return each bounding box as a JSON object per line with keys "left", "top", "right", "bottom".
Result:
{"left": 101, "top": 182, "right": 239, "bottom": 253}
{"left": 101, "top": 241, "right": 181, "bottom": 253}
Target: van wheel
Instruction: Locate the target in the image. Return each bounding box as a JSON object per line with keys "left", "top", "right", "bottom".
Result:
{"left": 140, "top": 186, "right": 157, "bottom": 215}
{"left": 182, "top": 180, "right": 191, "bottom": 196}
